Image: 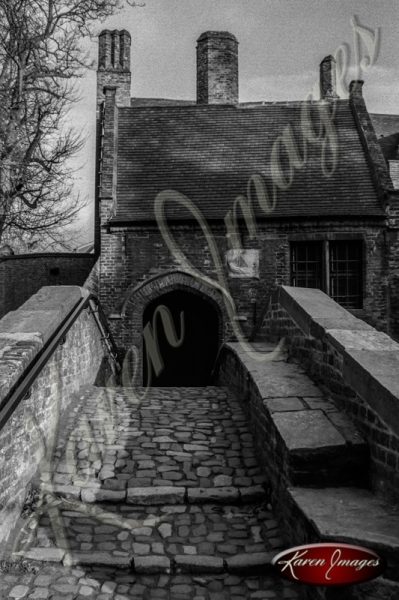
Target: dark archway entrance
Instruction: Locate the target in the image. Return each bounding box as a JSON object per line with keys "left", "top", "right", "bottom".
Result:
{"left": 143, "top": 289, "right": 220, "bottom": 387}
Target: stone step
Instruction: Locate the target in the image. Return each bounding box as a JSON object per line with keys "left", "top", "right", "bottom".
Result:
{"left": 12, "top": 500, "right": 283, "bottom": 570}
{"left": 226, "top": 347, "right": 369, "bottom": 487}
{"left": 42, "top": 483, "right": 266, "bottom": 505}
{"left": 0, "top": 564, "right": 300, "bottom": 599}
{"left": 13, "top": 549, "right": 276, "bottom": 575}
{"left": 286, "top": 487, "right": 399, "bottom": 582}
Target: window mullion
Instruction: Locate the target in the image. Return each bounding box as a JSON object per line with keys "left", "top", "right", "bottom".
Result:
{"left": 324, "top": 241, "right": 330, "bottom": 295}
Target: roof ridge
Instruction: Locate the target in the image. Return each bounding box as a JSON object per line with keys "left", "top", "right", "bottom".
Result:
{"left": 121, "top": 99, "right": 350, "bottom": 111}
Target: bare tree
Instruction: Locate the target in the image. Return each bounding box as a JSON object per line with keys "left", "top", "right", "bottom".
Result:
{"left": 0, "top": 0, "right": 134, "bottom": 251}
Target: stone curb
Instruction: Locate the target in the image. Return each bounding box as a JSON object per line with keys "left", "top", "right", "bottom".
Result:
{"left": 133, "top": 555, "right": 171, "bottom": 574}
{"left": 63, "top": 552, "right": 132, "bottom": 568}
{"left": 174, "top": 555, "right": 224, "bottom": 574}
{"left": 127, "top": 486, "right": 186, "bottom": 505}
{"left": 225, "top": 552, "right": 275, "bottom": 574}
{"left": 19, "top": 550, "right": 275, "bottom": 575}
{"left": 49, "top": 484, "right": 266, "bottom": 505}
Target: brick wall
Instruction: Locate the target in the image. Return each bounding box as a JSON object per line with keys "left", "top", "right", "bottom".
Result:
{"left": 99, "top": 220, "right": 389, "bottom": 352}
{"left": 261, "top": 286, "right": 399, "bottom": 502}
{"left": 0, "top": 254, "right": 95, "bottom": 319}
{"left": 0, "top": 286, "right": 106, "bottom": 550}
{"left": 216, "top": 287, "right": 399, "bottom": 600}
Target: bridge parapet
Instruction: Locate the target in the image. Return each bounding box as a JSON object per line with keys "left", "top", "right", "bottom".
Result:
{"left": 217, "top": 287, "right": 399, "bottom": 599}
{"left": 262, "top": 285, "right": 399, "bottom": 502}
{"left": 0, "top": 286, "right": 111, "bottom": 550}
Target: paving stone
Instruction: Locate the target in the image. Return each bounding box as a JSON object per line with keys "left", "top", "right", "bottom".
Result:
{"left": 42, "top": 484, "right": 81, "bottom": 499}
{"left": 101, "top": 581, "right": 117, "bottom": 594}
{"left": 175, "top": 555, "right": 224, "bottom": 573}
{"left": 239, "top": 486, "right": 266, "bottom": 503}
{"left": 33, "top": 576, "right": 53, "bottom": 586}
{"left": 22, "top": 548, "right": 65, "bottom": 562}
{"left": 127, "top": 487, "right": 185, "bottom": 505}
{"left": 264, "top": 398, "right": 305, "bottom": 413}
{"left": 28, "top": 589, "right": 50, "bottom": 599}
{"left": 81, "top": 488, "right": 126, "bottom": 503}
{"left": 132, "top": 543, "right": 151, "bottom": 555}
{"left": 226, "top": 553, "right": 274, "bottom": 574}
{"left": 214, "top": 475, "right": 233, "bottom": 487}
{"left": 188, "top": 488, "right": 240, "bottom": 504}
{"left": 79, "top": 586, "right": 95, "bottom": 596}
{"left": 65, "top": 552, "right": 132, "bottom": 567}
{"left": 53, "top": 584, "right": 77, "bottom": 594}
{"left": 273, "top": 410, "right": 346, "bottom": 451}
{"left": 158, "top": 523, "right": 172, "bottom": 539}
{"left": 134, "top": 556, "right": 171, "bottom": 573}
{"left": 9, "top": 586, "right": 30, "bottom": 599}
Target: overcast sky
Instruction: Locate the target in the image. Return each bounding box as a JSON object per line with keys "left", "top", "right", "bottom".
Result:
{"left": 71, "top": 0, "right": 399, "bottom": 246}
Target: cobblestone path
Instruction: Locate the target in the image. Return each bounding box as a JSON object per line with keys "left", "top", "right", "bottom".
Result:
{"left": 1, "top": 387, "right": 299, "bottom": 600}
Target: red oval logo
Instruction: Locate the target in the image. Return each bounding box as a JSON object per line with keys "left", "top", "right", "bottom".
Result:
{"left": 272, "top": 543, "right": 385, "bottom": 586}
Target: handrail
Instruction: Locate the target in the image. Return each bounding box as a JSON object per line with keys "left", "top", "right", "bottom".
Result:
{"left": 88, "top": 296, "right": 121, "bottom": 378}
{"left": 0, "top": 292, "right": 121, "bottom": 431}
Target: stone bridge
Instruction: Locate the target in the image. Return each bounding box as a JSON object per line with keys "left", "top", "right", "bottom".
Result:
{"left": 0, "top": 285, "right": 398, "bottom": 600}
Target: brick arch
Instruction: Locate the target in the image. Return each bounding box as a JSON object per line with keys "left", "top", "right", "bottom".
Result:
{"left": 119, "top": 271, "right": 228, "bottom": 384}
{"left": 121, "top": 270, "right": 226, "bottom": 323}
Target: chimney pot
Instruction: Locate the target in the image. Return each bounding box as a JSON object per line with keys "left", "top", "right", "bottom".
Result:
{"left": 320, "top": 55, "right": 339, "bottom": 100}
{"left": 349, "top": 80, "right": 364, "bottom": 99}
{"left": 97, "top": 29, "right": 131, "bottom": 108}
{"left": 99, "top": 29, "right": 131, "bottom": 71}
{"left": 197, "top": 31, "right": 239, "bottom": 105}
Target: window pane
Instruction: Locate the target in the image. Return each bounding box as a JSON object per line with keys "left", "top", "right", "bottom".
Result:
{"left": 329, "top": 241, "right": 362, "bottom": 308}
{"left": 290, "top": 242, "right": 323, "bottom": 290}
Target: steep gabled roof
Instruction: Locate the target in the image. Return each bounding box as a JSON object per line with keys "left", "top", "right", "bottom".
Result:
{"left": 110, "top": 100, "right": 384, "bottom": 224}
{"left": 371, "top": 113, "right": 399, "bottom": 161}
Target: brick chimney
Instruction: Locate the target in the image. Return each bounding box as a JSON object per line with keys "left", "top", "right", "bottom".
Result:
{"left": 320, "top": 55, "right": 339, "bottom": 100}
{"left": 196, "top": 31, "right": 239, "bottom": 105}
{"left": 97, "top": 30, "right": 132, "bottom": 109}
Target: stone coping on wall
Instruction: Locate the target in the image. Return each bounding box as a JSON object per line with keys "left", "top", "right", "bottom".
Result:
{"left": 0, "top": 286, "right": 86, "bottom": 404}
{"left": 275, "top": 285, "right": 399, "bottom": 436}
{"left": 219, "top": 342, "right": 368, "bottom": 488}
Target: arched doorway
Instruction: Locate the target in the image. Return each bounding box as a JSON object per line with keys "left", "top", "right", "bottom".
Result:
{"left": 142, "top": 289, "right": 220, "bottom": 387}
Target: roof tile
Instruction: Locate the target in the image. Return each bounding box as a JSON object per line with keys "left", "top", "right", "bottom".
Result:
{"left": 111, "top": 101, "right": 384, "bottom": 223}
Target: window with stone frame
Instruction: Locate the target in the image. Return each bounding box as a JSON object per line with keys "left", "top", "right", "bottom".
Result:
{"left": 290, "top": 240, "right": 363, "bottom": 309}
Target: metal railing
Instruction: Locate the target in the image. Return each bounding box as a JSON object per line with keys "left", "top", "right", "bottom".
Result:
{"left": 0, "top": 293, "right": 121, "bottom": 431}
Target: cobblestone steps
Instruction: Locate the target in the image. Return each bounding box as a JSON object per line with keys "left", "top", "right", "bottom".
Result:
{"left": 11, "top": 499, "right": 283, "bottom": 570}
{"left": 1, "top": 385, "right": 301, "bottom": 599}
{"left": 0, "top": 566, "right": 299, "bottom": 600}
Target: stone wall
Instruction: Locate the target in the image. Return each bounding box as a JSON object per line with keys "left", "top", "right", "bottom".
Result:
{"left": 0, "top": 286, "right": 106, "bottom": 549}
{"left": 216, "top": 286, "right": 399, "bottom": 600}
{"left": 0, "top": 254, "right": 95, "bottom": 319}
{"left": 261, "top": 285, "right": 399, "bottom": 502}
{"left": 100, "top": 221, "right": 389, "bottom": 350}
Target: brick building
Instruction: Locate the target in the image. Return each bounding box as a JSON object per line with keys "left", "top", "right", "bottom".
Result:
{"left": 95, "top": 29, "right": 399, "bottom": 385}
